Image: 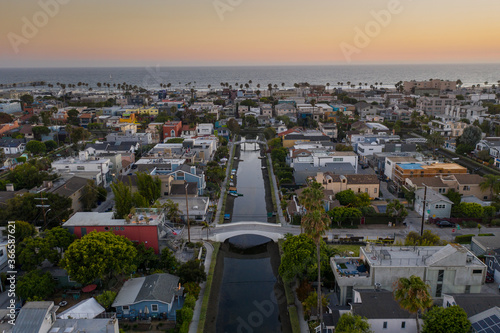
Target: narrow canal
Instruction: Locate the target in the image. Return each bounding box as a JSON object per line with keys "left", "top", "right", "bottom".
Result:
{"left": 204, "top": 141, "right": 291, "bottom": 332}
{"left": 232, "top": 142, "right": 268, "bottom": 222}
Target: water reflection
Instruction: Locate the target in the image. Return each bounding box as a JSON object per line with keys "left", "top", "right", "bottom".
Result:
{"left": 232, "top": 149, "right": 267, "bottom": 222}
{"left": 216, "top": 235, "right": 283, "bottom": 333}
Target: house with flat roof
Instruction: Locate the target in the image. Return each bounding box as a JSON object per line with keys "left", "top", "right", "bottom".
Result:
{"left": 63, "top": 209, "right": 169, "bottom": 254}
{"left": 330, "top": 244, "right": 486, "bottom": 306}
{"left": 314, "top": 172, "right": 380, "bottom": 199}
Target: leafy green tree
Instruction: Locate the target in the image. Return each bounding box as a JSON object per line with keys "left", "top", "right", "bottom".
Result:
{"left": 263, "top": 127, "right": 276, "bottom": 140}
{"left": 0, "top": 112, "right": 13, "bottom": 124}
{"left": 355, "top": 192, "right": 371, "bottom": 207}
{"left": 18, "top": 270, "right": 56, "bottom": 301}
{"left": 20, "top": 94, "right": 34, "bottom": 105}
{"left": 336, "top": 313, "right": 372, "bottom": 333}
{"left": 132, "top": 192, "right": 148, "bottom": 208}
{"left": 111, "top": 181, "right": 133, "bottom": 218}
{"left": 67, "top": 108, "right": 79, "bottom": 126}
{"left": 405, "top": 230, "right": 444, "bottom": 246}
{"left": 44, "top": 226, "right": 75, "bottom": 252}
{"left": 18, "top": 237, "right": 59, "bottom": 270}
{"left": 44, "top": 140, "right": 58, "bottom": 151}
{"left": 386, "top": 199, "right": 408, "bottom": 225}
{"left": 26, "top": 140, "right": 47, "bottom": 155}
{"left": 226, "top": 118, "right": 240, "bottom": 135}
{"left": 0, "top": 192, "right": 72, "bottom": 227}
{"left": 159, "top": 248, "right": 179, "bottom": 274}
{"left": 5, "top": 161, "right": 54, "bottom": 190}
{"left": 11, "top": 221, "right": 36, "bottom": 242}
{"left": 96, "top": 291, "right": 117, "bottom": 310}
{"left": 445, "top": 189, "right": 462, "bottom": 206}
{"left": 32, "top": 126, "right": 50, "bottom": 140}
{"left": 335, "top": 144, "right": 354, "bottom": 151}
{"left": 61, "top": 231, "right": 137, "bottom": 285}
{"left": 455, "top": 202, "right": 484, "bottom": 218}
{"left": 279, "top": 234, "right": 317, "bottom": 282}
{"left": 133, "top": 243, "right": 159, "bottom": 272}
{"left": 136, "top": 172, "right": 161, "bottom": 204}
{"left": 460, "top": 126, "right": 482, "bottom": 147}
{"left": 267, "top": 137, "right": 282, "bottom": 150}
{"left": 483, "top": 205, "right": 497, "bottom": 219}
{"left": 335, "top": 189, "right": 357, "bottom": 206}
{"left": 455, "top": 144, "right": 474, "bottom": 155}
{"left": 328, "top": 206, "right": 362, "bottom": 227}
{"left": 206, "top": 165, "right": 225, "bottom": 185}
{"left": 214, "top": 146, "right": 229, "bottom": 161}
{"left": 177, "top": 259, "right": 206, "bottom": 284}
{"left": 422, "top": 305, "right": 470, "bottom": 333}
{"left": 270, "top": 147, "right": 287, "bottom": 167}
{"left": 393, "top": 275, "right": 433, "bottom": 333}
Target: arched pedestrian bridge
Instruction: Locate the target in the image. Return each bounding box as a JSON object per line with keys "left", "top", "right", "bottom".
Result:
{"left": 232, "top": 139, "right": 268, "bottom": 146}
{"left": 211, "top": 222, "right": 287, "bottom": 242}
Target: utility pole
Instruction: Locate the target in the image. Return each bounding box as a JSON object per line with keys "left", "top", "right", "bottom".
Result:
{"left": 185, "top": 181, "right": 191, "bottom": 243}
{"left": 420, "top": 184, "right": 427, "bottom": 236}
{"left": 35, "top": 190, "right": 50, "bottom": 228}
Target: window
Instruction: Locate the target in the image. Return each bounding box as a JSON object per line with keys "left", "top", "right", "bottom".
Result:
{"left": 473, "top": 269, "right": 482, "bottom": 274}
{"left": 151, "top": 304, "right": 159, "bottom": 312}
{"left": 122, "top": 305, "right": 129, "bottom": 310}
{"left": 365, "top": 188, "right": 368, "bottom": 193}
{"left": 438, "top": 270, "right": 444, "bottom": 282}
{"left": 401, "top": 322, "right": 406, "bottom": 329}
{"left": 383, "top": 322, "right": 388, "bottom": 329}
{"left": 465, "top": 285, "right": 470, "bottom": 294}
{"left": 463, "top": 186, "right": 470, "bottom": 191}
{"left": 435, "top": 284, "right": 442, "bottom": 297}
{"left": 77, "top": 166, "right": 85, "bottom": 171}
{"left": 374, "top": 188, "right": 377, "bottom": 194}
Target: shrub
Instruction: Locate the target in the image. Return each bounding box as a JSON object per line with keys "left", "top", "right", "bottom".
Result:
{"left": 184, "top": 294, "right": 197, "bottom": 310}
{"left": 490, "top": 218, "right": 500, "bottom": 226}
{"left": 454, "top": 234, "right": 475, "bottom": 244}
{"left": 184, "top": 281, "right": 201, "bottom": 299}
{"left": 461, "top": 220, "right": 478, "bottom": 228}
{"left": 296, "top": 280, "right": 313, "bottom": 302}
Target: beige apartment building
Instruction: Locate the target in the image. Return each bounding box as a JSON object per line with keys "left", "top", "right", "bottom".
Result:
{"left": 314, "top": 172, "right": 380, "bottom": 198}
{"left": 404, "top": 79, "right": 457, "bottom": 93}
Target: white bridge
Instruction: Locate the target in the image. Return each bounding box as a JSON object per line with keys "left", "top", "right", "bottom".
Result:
{"left": 210, "top": 222, "right": 287, "bottom": 242}
{"left": 232, "top": 139, "right": 268, "bottom": 146}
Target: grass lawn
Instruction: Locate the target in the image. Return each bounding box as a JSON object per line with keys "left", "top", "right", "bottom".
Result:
{"left": 328, "top": 244, "right": 361, "bottom": 257}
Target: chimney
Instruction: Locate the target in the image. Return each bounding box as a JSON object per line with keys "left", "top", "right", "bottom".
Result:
{"left": 6, "top": 184, "right": 14, "bottom": 192}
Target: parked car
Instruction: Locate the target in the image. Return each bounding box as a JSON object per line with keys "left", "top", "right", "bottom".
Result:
{"left": 435, "top": 220, "right": 456, "bottom": 228}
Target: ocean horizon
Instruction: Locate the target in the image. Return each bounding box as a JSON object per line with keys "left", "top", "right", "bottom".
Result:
{"left": 1, "top": 63, "right": 499, "bottom": 90}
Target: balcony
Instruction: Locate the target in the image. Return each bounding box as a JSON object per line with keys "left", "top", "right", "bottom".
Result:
{"left": 331, "top": 258, "right": 372, "bottom": 286}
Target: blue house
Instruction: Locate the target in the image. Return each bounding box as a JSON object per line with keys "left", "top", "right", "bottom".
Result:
{"left": 152, "top": 164, "right": 206, "bottom": 195}
{"left": 113, "top": 273, "right": 184, "bottom": 321}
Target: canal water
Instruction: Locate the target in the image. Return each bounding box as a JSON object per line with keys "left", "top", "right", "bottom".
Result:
{"left": 204, "top": 143, "right": 291, "bottom": 332}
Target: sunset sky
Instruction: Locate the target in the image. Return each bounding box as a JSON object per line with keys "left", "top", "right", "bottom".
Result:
{"left": 1, "top": 0, "right": 500, "bottom": 67}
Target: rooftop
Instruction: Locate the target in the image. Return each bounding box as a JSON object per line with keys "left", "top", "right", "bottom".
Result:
{"left": 398, "top": 163, "right": 423, "bottom": 170}
{"left": 63, "top": 210, "right": 164, "bottom": 227}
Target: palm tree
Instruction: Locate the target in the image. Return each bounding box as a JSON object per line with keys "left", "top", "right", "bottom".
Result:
{"left": 326, "top": 83, "right": 330, "bottom": 91}
{"left": 480, "top": 174, "right": 500, "bottom": 200}
{"left": 201, "top": 222, "right": 213, "bottom": 240}
{"left": 164, "top": 199, "right": 181, "bottom": 223}
{"left": 302, "top": 207, "right": 329, "bottom": 330}
{"left": 393, "top": 275, "right": 432, "bottom": 333}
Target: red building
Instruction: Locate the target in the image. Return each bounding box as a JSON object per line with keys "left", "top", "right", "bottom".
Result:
{"left": 62, "top": 211, "right": 165, "bottom": 253}
{"left": 163, "top": 121, "right": 182, "bottom": 140}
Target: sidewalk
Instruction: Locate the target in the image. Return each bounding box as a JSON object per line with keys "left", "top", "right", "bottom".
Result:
{"left": 213, "top": 142, "right": 234, "bottom": 224}
{"left": 188, "top": 241, "right": 214, "bottom": 333}
{"left": 267, "top": 152, "right": 285, "bottom": 225}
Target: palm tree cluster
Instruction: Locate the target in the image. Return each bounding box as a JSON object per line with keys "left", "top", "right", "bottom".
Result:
{"left": 299, "top": 181, "right": 330, "bottom": 329}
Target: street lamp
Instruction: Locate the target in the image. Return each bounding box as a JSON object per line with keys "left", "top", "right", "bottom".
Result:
{"left": 185, "top": 181, "right": 191, "bottom": 243}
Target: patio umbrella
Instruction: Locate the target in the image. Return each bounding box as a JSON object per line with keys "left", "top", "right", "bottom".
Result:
{"left": 81, "top": 284, "right": 97, "bottom": 293}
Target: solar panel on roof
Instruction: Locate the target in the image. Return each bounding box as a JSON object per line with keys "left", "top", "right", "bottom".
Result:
{"left": 472, "top": 315, "right": 500, "bottom": 333}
